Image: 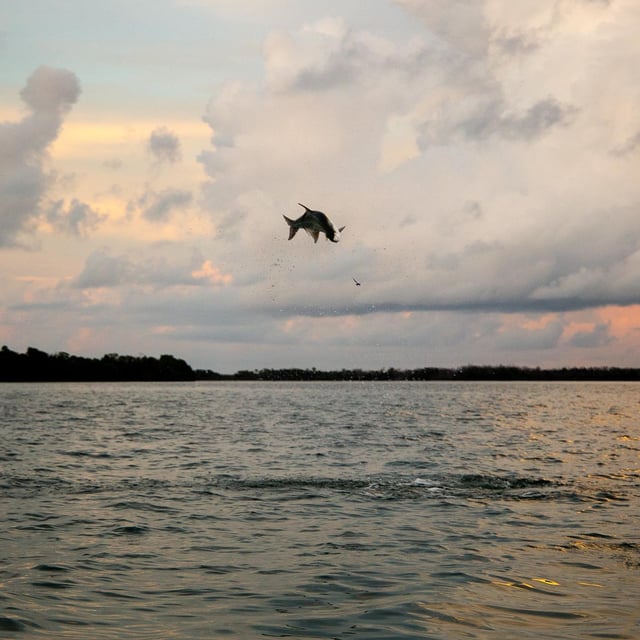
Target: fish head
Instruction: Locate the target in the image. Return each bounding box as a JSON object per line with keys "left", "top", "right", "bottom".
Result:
{"left": 327, "top": 225, "right": 345, "bottom": 243}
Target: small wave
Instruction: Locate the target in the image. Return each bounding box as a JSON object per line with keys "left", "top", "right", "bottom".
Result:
{"left": 33, "top": 564, "right": 70, "bottom": 573}
{"left": 413, "top": 602, "right": 493, "bottom": 631}
{"left": 64, "top": 450, "right": 114, "bottom": 459}
{"left": 458, "top": 474, "right": 553, "bottom": 490}
{"left": 207, "top": 475, "right": 372, "bottom": 492}
{"left": 108, "top": 501, "right": 179, "bottom": 514}
{"left": 109, "top": 524, "right": 150, "bottom": 536}
{"left": 558, "top": 535, "right": 640, "bottom": 568}
{"left": 4, "top": 476, "right": 74, "bottom": 494}
{"left": 16, "top": 522, "right": 56, "bottom": 531}
{"left": 31, "top": 579, "right": 76, "bottom": 590}
{"left": 487, "top": 603, "right": 587, "bottom": 621}
{"left": 0, "top": 616, "right": 37, "bottom": 632}
{"left": 92, "top": 589, "right": 143, "bottom": 600}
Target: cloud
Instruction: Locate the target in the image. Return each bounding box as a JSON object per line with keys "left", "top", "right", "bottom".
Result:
{"left": 395, "top": 0, "right": 490, "bottom": 58}
{"left": 492, "top": 31, "right": 542, "bottom": 57}
{"left": 147, "top": 126, "right": 182, "bottom": 164}
{"left": 417, "top": 96, "right": 577, "bottom": 148}
{"left": 462, "top": 97, "right": 577, "bottom": 142}
{"left": 496, "top": 318, "right": 565, "bottom": 351}
{"left": 387, "top": 2, "right": 586, "bottom": 151}
{"left": 73, "top": 247, "right": 231, "bottom": 290}
{"left": 46, "top": 198, "right": 106, "bottom": 236}
{"left": 265, "top": 18, "right": 370, "bottom": 93}
{"left": 0, "top": 66, "right": 81, "bottom": 247}
{"left": 568, "top": 322, "right": 614, "bottom": 348}
{"left": 19, "top": 65, "right": 80, "bottom": 115}
{"left": 191, "top": 259, "right": 233, "bottom": 285}
{"left": 73, "top": 250, "right": 134, "bottom": 289}
{"left": 131, "top": 188, "right": 193, "bottom": 222}
{"left": 263, "top": 16, "right": 439, "bottom": 96}
{"left": 613, "top": 130, "right": 640, "bottom": 156}
{"left": 194, "top": 1, "right": 640, "bottom": 333}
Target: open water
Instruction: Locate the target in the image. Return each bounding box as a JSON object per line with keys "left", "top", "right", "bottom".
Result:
{"left": 1, "top": 381, "right": 639, "bottom": 639}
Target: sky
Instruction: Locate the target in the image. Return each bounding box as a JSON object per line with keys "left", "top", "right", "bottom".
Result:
{"left": 1, "top": 0, "right": 640, "bottom": 373}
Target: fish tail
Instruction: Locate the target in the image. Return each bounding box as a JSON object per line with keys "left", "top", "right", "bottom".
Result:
{"left": 283, "top": 215, "right": 298, "bottom": 240}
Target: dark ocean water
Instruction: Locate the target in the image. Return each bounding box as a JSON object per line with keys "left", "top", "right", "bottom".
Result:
{"left": 1, "top": 381, "right": 639, "bottom": 639}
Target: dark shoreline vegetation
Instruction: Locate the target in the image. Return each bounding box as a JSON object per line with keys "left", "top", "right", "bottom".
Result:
{"left": 1, "top": 345, "right": 640, "bottom": 382}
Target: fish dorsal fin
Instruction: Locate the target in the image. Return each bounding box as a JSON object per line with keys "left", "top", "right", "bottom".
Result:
{"left": 298, "top": 203, "right": 310, "bottom": 212}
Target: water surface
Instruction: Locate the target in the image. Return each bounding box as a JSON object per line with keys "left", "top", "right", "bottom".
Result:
{"left": 1, "top": 381, "right": 639, "bottom": 638}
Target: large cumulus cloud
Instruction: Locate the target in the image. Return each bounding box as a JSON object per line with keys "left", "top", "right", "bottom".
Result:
{"left": 0, "top": 66, "right": 103, "bottom": 247}
{"left": 197, "top": 0, "right": 640, "bottom": 322}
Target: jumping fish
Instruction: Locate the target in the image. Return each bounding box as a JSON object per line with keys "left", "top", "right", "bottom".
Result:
{"left": 283, "top": 203, "right": 345, "bottom": 243}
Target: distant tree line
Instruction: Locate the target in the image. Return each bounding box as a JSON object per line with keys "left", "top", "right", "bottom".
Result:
{"left": 2, "top": 345, "right": 640, "bottom": 382}
{"left": 220, "top": 365, "right": 640, "bottom": 381}
{"left": 0, "top": 346, "right": 198, "bottom": 382}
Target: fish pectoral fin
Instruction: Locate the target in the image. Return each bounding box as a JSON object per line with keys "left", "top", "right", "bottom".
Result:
{"left": 338, "top": 226, "right": 346, "bottom": 232}
{"left": 312, "top": 231, "right": 320, "bottom": 243}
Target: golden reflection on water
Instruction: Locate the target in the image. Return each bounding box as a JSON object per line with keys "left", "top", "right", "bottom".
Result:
{"left": 490, "top": 578, "right": 565, "bottom": 596}
{"left": 491, "top": 580, "right": 536, "bottom": 590}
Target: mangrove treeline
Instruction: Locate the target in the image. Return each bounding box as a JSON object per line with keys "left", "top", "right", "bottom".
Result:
{"left": 2, "top": 346, "right": 640, "bottom": 382}
{"left": 0, "top": 346, "right": 197, "bottom": 382}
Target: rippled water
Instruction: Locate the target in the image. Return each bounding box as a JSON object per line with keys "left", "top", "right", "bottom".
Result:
{"left": 1, "top": 381, "right": 639, "bottom": 639}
